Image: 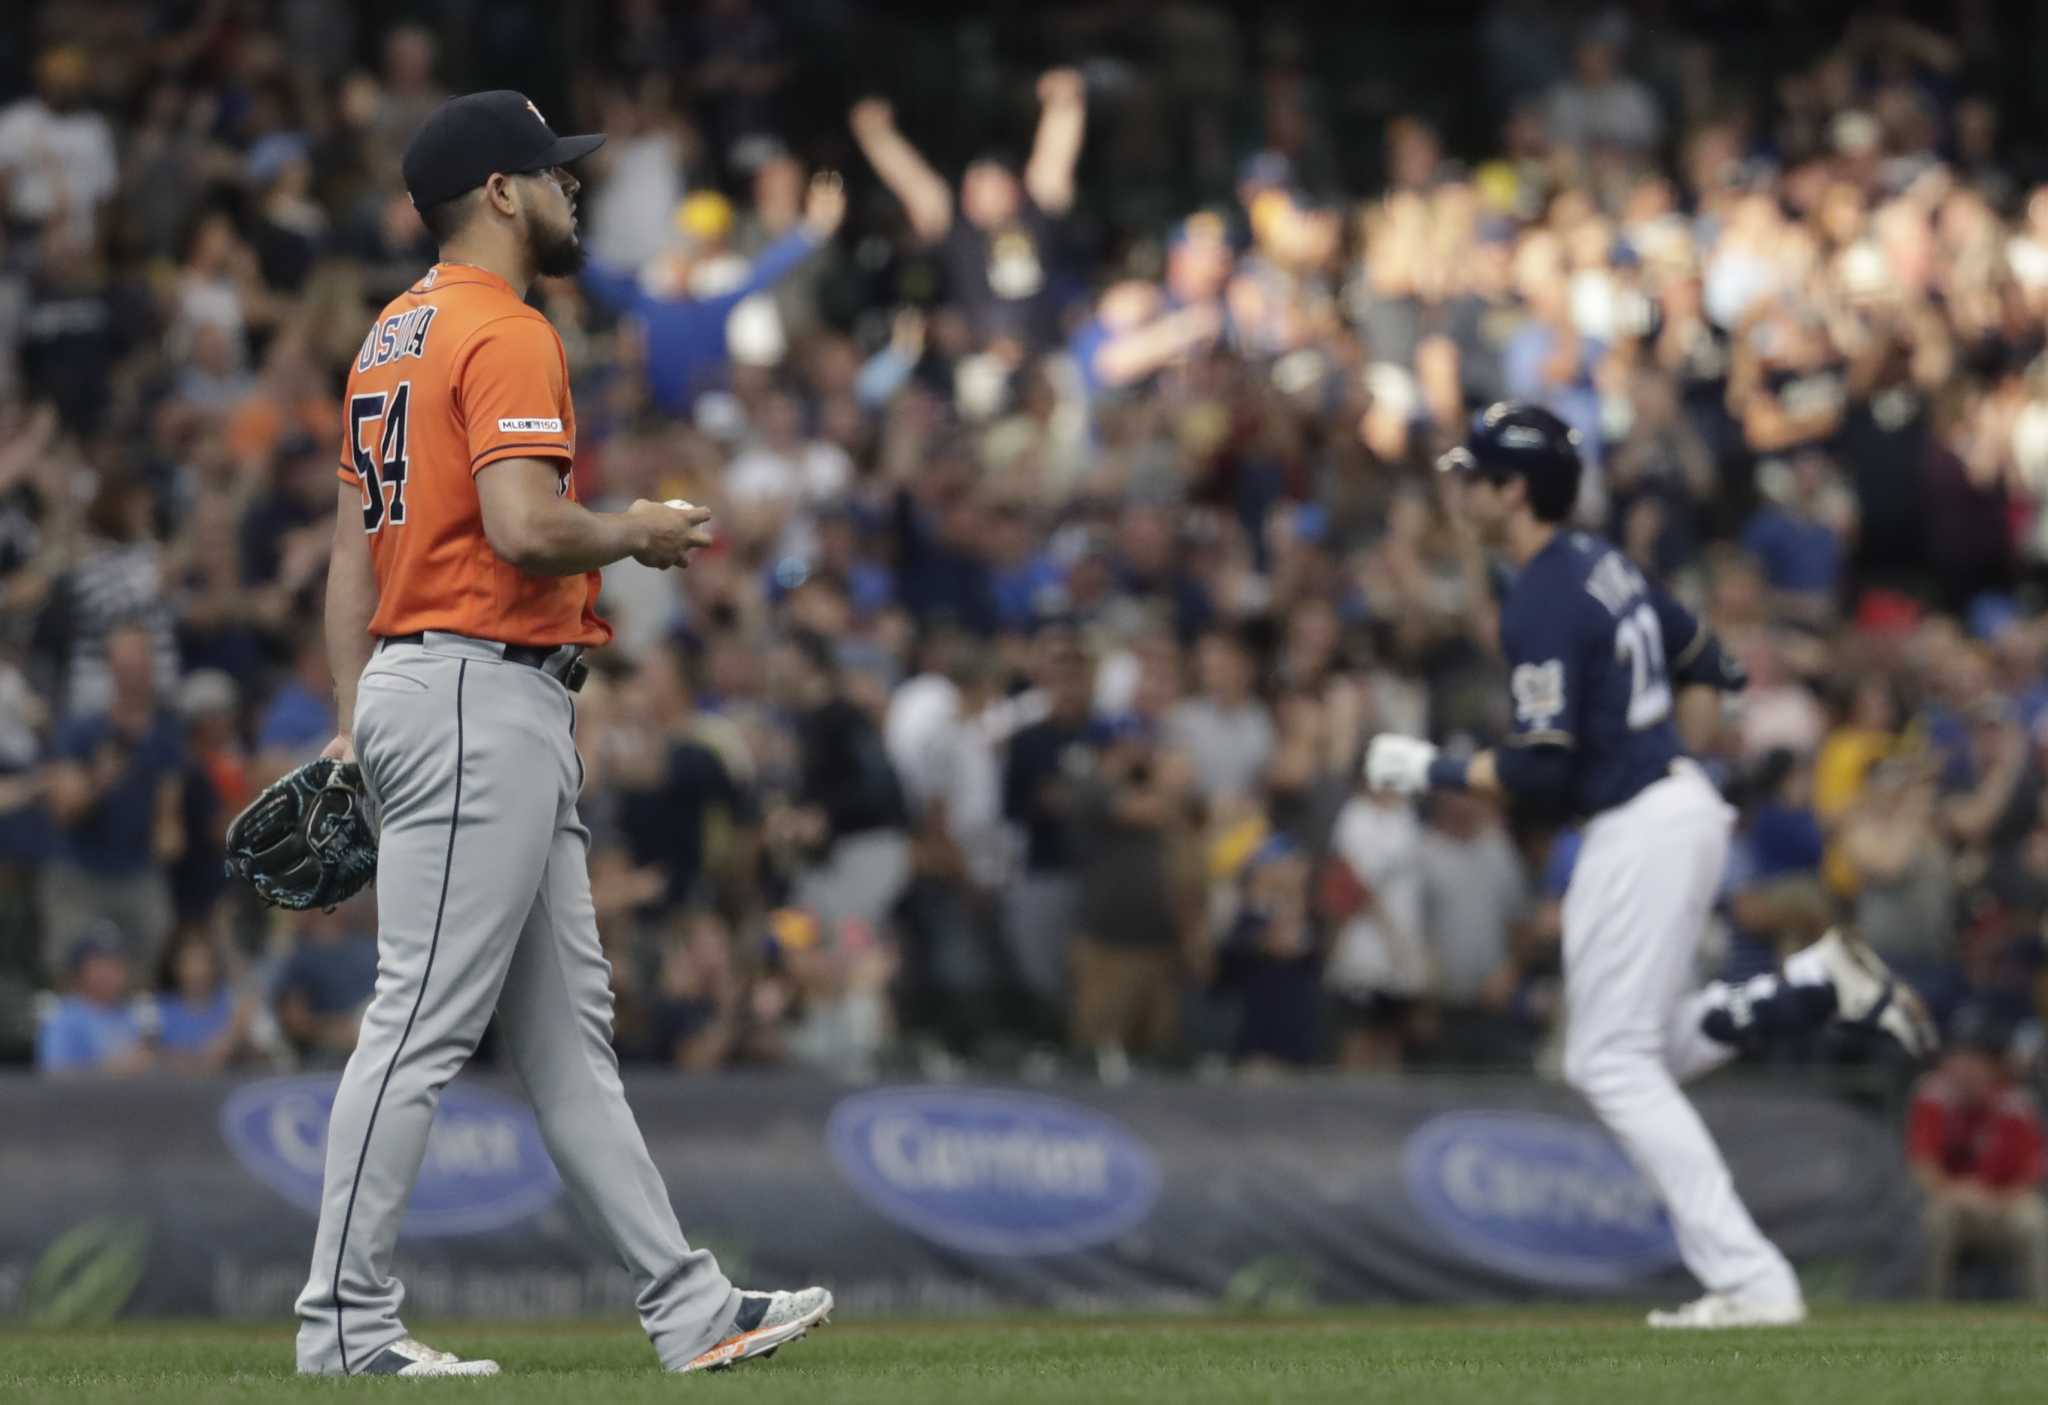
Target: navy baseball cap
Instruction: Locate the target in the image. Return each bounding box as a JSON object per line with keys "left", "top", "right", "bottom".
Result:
{"left": 402, "top": 90, "right": 605, "bottom": 211}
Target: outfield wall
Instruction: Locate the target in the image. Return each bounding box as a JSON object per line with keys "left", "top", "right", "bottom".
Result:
{"left": 0, "top": 1074, "right": 1919, "bottom": 1323}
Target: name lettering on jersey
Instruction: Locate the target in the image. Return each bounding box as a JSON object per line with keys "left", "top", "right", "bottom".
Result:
{"left": 355, "top": 305, "right": 441, "bottom": 373}
{"left": 1511, "top": 660, "right": 1567, "bottom": 729}
{"left": 1584, "top": 551, "right": 1647, "bottom": 618}
{"left": 497, "top": 417, "right": 563, "bottom": 433}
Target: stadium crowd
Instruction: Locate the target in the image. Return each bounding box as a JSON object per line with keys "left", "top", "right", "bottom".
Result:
{"left": 2, "top": 0, "right": 2047, "bottom": 1197}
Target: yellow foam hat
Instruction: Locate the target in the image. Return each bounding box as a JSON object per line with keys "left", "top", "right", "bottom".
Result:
{"left": 768, "top": 907, "right": 822, "bottom": 952}
{"left": 675, "top": 191, "right": 734, "bottom": 243}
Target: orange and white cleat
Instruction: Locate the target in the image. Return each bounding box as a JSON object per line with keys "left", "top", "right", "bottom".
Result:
{"left": 677, "top": 1287, "right": 834, "bottom": 1373}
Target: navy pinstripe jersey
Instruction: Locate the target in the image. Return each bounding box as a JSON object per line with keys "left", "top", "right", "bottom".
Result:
{"left": 1498, "top": 531, "right": 1708, "bottom": 817}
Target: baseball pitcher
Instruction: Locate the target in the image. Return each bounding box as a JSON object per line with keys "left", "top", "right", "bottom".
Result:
{"left": 282, "top": 91, "right": 831, "bottom": 1377}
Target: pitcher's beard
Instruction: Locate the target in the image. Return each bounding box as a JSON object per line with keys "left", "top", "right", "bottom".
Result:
{"left": 533, "top": 223, "right": 586, "bottom": 278}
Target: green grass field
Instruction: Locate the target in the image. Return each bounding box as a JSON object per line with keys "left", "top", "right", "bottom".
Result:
{"left": 5, "top": 1309, "right": 2046, "bottom": 1404}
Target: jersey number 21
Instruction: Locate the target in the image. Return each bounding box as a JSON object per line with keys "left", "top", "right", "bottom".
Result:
{"left": 1616, "top": 603, "right": 1671, "bottom": 730}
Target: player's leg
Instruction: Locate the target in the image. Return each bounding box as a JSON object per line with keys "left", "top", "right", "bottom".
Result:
{"left": 293, "top": 653, "right": 557, "bottom": 1374}
{"left": 1665, "top": 972, "right": 1837, "bottom": 1081}
{"left": 1561, "top": 776, "right": 1803, "bottom": 1313}
{"left": 492, "top": 755, "right": 742, "bottom": 1370}
{"left": 1665, "top": 927, "right": 1936, "bottom": 1081}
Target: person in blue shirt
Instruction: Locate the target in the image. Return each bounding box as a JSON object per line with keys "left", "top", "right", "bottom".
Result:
{"left": 580, "top": 171, "right": 844, "bottom": 417}
{"left": 1738, "top": 450, "right": 1848, "bottom": 620}
{"left": 272, "top": 898, "right": 379, "bottom": 1067}
{"left": 1366, "top": 402, "right": 1936, "bottom": 1330}
{"left": 148, "top": 925, "right": 256, "bottom": 1072}
{"left": 36, "top": 926, "right": 151, "bottom": 1076}
{"left": 1068, "top": 279, "right": 1222, "bottom": 402}
{"left": 254, "top": 630, "right": 337, "bottom": 778}
{"left": 1721, "top": 750, "right": 1828, "bottom": 984}
{"left": 40, "top": 622, "right": 184, "bottom": 975}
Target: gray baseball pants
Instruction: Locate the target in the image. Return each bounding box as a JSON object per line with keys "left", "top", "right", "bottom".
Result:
{"left": 294, "top": 632, "right": 739, "bottom": 1373}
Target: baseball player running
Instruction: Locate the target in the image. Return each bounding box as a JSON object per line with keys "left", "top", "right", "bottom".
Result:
{"left": 1366, "top": 403, "right": 1934, "bottom": 1330}
{"left": 294, "top": 91, "right": 831, "bottom": 1377}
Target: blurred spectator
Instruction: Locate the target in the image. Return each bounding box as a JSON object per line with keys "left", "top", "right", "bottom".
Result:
{"left": 787, "top": 634, "right": 911, "bottom": 933}
{"left": 724, "top": 389, "right": 852, "bottom": 530}
{"left": 756, "top": 906, "right": 895, "bottom": 1079}
{"left": 1000, "top": 624, "right": 1096, "bottom": 1032}
{"left": 1167, "top": 628, "right": 1276, "bottom": 808}
{"left": 1544, "top": 16, "right": 1662, "bottom": 159}
{"left": 848, "top": 69, "right": 1086, "bottom": 352}
{"left": 146, "top": 926, "right": 259, "bottom": 1073}
{"left": 631, "top": 910, "right": 744, "bottom": 1071}
{"left": 369, "top": 26, "right": 446, "bottom": 160}
{"left": 171, "top": 211, "right": 271, "bottom": 385}
{"left": 1325, "top": 783, "right": 1427, "bottom": 1070}
{"left": 1214, "top": 837, "right": 1324, "bottom": 1069}
{"left": 254, "top": 631, "right": 336, "bottom": 784}
{"left": 272, "top": 899, "right": 377, "bottom": 1067}
{"left": 19, "top": 235, "right": 140, "bottom": 437}
{"left": 1839, "top": 756, "right": 1954, "bottom": 972}
{"left": 0, "top": 48, "right": 118, "bottom": 250}
{"left": 690, "top": 0, "right": 791, "bottom": 167}
{"left": 1736, "top": 634, "right": 1829, "bottom": 763}
{"left": 1069, "top": 715, "right": 1198, "bottom": 1071}
{"left": 888, "top": 630, "right": 1008, "bottom": 1049}
{"left": 1814, "top": 675, "right": 1901, "bottom": 833}
{"left": 1723, "top": 751, "right": 1831, "bottom": 981}
{"left": 1908, "top": 1010, "right": 2048, "bottom": 1301}
{"left": 582, "top": 171, "right": 844, "bottom": 416}
{"left": 247, "top": 134, "right": 327, "bottom": 294}
{"left": 610, "top": 645, "right": 758, "bottom": 916}
{"left": 1739, "top": 452, "right": 1855, "bottom": 624}
{"left": 122, "top": 81, "right": 245, "bottom": 262}
{"left": 1605, "top": 368, "right": 1716, "bottom": 579}
{"left": 1418, "top": 792, "right": 1532, "bottom": 1056}
{"left": 586, "top": 83, "right": 695, "bottom": 271}
{"left": 35, "top": 926, "right": 150, "bottom": 1077}
{"left": 1071, "top": 276, "right": 1222, "bottom": 402}
{"left": 41, "top": 623, "right": 184, "bottom": 973}
{"left": 171, "top": 669, "right": 245, "bottom": 928}
{"left": 734, "top": 149, "right": 832, "bottom": 340}
{"left": 0, "top": 650, "right": 50, "bottom": 982}
{"left": 51, "top": 479, "right": 180, "bottom": 717}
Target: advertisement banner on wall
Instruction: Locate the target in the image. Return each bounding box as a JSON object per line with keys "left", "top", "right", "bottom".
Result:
{"left": 0, "top": 1073, "right": 1920, "bottom": 1322}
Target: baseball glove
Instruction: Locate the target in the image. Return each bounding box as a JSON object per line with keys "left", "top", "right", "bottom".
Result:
{"left": 223, "top": 757, "right": 377, "bottom": 910}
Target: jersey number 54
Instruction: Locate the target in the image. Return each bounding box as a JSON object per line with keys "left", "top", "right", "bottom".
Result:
{"left": 349, "top": 383, "right": 413, "bottom": 533}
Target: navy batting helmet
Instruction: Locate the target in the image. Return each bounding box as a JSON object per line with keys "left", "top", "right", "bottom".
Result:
{"left": 1438, "top": 401, "right": 1582, "bottom": 522}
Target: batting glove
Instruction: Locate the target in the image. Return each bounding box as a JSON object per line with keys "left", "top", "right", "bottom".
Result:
{"left": 1365, "top": 733, "right": 1438, "bottom": 796}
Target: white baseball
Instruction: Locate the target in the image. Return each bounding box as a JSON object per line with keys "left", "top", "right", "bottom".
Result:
{"left": 663, "top": 499, "right": 696, "bottom": 511}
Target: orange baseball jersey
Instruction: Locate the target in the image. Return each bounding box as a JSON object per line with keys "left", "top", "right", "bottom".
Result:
{"left": 337, "top": 261, "right": 611, "bottom": 647}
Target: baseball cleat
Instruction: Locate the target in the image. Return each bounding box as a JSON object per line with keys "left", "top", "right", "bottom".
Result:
{"left": 1807, "top": 927, "right": 1939, "bottom": 1059}
{"left": 677, "top": 1287, "right": 834, "bottom": 1373}
{"left": 1647, "top": 1292, "right": 1808, "bottom": 1329}
{"left": 355, "top": 1337, "right": 500, "bottom": 1376}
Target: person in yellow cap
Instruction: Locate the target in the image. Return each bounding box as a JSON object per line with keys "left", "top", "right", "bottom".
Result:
{"left": 679, "top": 189, "right": 735, "bottom": 245}
{"left": 634, "top": 191, "right": 738, "bottom": 300}
{"left": 580, "top": 171, "right": 844, "bottom": 413}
